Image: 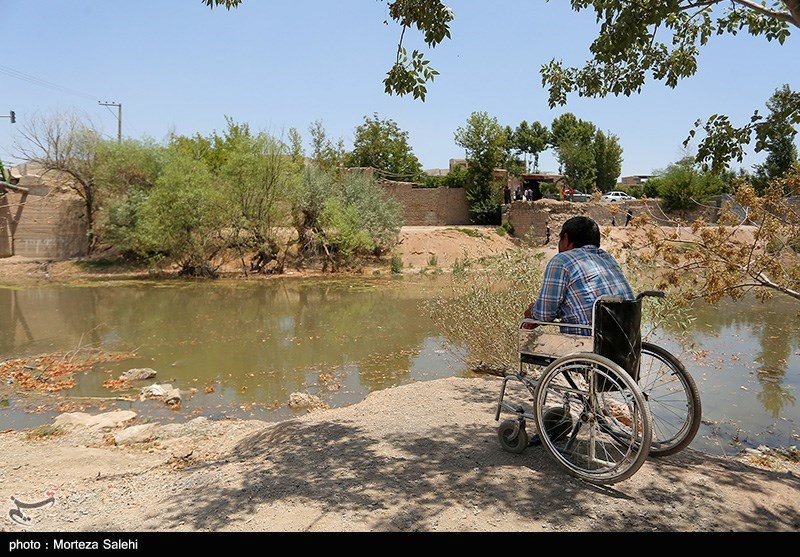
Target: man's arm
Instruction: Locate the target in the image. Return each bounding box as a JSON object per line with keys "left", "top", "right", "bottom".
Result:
{"left": 528, "top": 257, "right": 569, "bottom": 323}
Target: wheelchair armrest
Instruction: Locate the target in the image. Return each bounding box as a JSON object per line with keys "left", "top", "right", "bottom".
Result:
{"left": 596, "top": 295, "right": 623, "bottom": 304}
{"left": 519, "top": 318, "right": 590, "bottom": 331}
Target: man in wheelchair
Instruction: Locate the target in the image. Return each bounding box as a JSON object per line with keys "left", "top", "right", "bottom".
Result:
{"left": 520, "top": 216, "right": 635, "bottom": 447}
{"left": 523, "top": 215, "right": 634, "bottom": 336}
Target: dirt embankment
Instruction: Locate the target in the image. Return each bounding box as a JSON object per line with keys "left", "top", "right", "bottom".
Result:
{"left": 0, "top": 225, "right": 521, "bottom": 284}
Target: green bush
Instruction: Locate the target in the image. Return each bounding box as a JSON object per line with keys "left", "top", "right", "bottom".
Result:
{"left": 647, "top": 159, "right": 726, "bottom": 210}
{"left": 390, "top": 251, "right": 404, "bottom": 274}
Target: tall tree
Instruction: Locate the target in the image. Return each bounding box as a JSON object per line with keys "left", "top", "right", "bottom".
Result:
{"left": 292, "top": 164, "right": 402, "bottom": 269}
{"left": 95, "top": 138, "right": 166, "bottom": 254}
{"left": 454, "top": 112, "right": 508, "bottom": 224}
{"left": 550, "top": 113, "right": 597, "bottom": 190}
{"left": 513, "top": 120, "right": 552, "bottom": 172}
{"left": 752, "top": 85, "right": 800, "bottom": 191}
{"left": 593, "top": 130, "right": 623, "bottom": 192}
{"left": 308, "top": 120, "right": 346, "bottom": 171}
{"left": 134, "top": 143, "right": 229, "bottom": 277}
{"left": 215, "top": 120, "right": 293, "bottom": 274}
{"left": 689, "top": 84, "right": 800, "bottom": 174}
{"left": 346, "top": 113, "right": 422, "bottom": 178}
{"left": 557, "top": 137, "right": 597, "bottom": 192}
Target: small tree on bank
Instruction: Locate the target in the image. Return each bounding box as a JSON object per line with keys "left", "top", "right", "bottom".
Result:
{"left": 13, "top": 110, "right": 102, "bottom": 253}
{"left": 454, "top": 111, "right": 507, "bottom": 225}
{"left": 132, "top": 145, "right": 230, "bottom": 277}
{"left": 346, "top": 113, "right": 422, "bottom": 179}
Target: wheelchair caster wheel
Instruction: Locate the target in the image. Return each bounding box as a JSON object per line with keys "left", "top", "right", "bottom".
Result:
{"left": 498, "top": 419, "right": 528, "bottom": 454}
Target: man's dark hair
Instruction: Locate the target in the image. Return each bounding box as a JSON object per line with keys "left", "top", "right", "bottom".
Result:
{"left": 560, "top": 216, "right": 600, "bottom": 248}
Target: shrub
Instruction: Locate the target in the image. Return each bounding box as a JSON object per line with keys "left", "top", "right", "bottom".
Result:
{"left": 390, "top": 251, "right": 404, "bottom": 274}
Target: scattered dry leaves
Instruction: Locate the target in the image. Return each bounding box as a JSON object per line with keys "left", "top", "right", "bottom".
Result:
{"left": 0, "top": 349, "right": 136, "bottom": 393}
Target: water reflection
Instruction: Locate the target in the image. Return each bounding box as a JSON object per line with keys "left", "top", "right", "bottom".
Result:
{"left": 0, "top": 278, "right": 466, "bottom": 427}
{"left": 653, "top": 296, "right": 799, "bottom": 452}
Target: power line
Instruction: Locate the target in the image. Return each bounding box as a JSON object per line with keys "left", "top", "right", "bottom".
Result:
{"left": 0, "top": 64, "right": 99, "bottom": 102}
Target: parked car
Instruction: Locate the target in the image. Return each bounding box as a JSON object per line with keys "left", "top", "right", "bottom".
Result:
{"left": 600, "top": 190, "right": 635, "bottom": 202}
{"left": 570, "top": 189, "right": 593, "bottom": 202}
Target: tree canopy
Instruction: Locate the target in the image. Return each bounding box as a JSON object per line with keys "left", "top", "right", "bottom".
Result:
{"left": 346, "top": 113, "right": 422, "bottom": 178}
{"left": 689, "top": 84, "right": 800, "bottom": 176}
{"left": 205, "top": 1, "right": 798, "bottom": 104}
{"left": 540, "top": 1, "right": 798, "bottom": 107}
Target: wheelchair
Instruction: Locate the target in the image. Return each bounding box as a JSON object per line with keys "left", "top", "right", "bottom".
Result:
{"left": 495, "top": 291, "right": 702, "bottom": 485}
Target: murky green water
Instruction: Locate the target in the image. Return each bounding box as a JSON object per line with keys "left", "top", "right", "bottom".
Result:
{"left": 1, "top": 276, "right": 798, "bottom": 456}
{"left": 0, "top": 276, "right": 466, "bottom": 427}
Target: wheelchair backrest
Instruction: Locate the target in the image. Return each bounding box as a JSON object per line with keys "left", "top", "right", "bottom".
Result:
{"left": 593, "top": 297, "right": 642, "bottom": 381}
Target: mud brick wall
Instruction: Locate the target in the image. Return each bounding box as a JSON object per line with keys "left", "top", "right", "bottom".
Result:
{"left": 0, "top": 186, "right": 88, "bottom": 259}
{"left": 381, "top": 182, "right": 470, "bottom": 225}
{"left": 507, "top": 199, "right": 664, "bottom": 244}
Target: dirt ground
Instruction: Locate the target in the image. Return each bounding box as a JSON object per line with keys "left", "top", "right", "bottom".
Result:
{"left": 0, "top": 377, "right": 798, "bottom": 533}
{"left": 1, "top": 225, "right": 799, "bottom": 533}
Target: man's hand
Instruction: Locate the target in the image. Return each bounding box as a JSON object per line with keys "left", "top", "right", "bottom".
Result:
{"left": 521, "top": 304, "right": 538, "bottom": 330}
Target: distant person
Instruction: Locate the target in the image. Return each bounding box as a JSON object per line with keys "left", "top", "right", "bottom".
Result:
{"left": 524, "top": 187, "right": 533, "bottom": 201}
{"left": 504, "top": 185, "right": 512, "bottom": 205}
{"left": 515, "top": 186, "right": 522, "bottom": 201}
{"left": 611, "top": 215, "right": 616, "bottom": 227}
{"left": 544, "top": 224, "right": 551, "bottom": 246}
{"left": 625, "top": 209, "right": 633, "bottom": 226}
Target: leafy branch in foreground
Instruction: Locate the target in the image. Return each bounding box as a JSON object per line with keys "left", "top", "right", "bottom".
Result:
{"left": 629, "top": 166, "right": 800, "bottom": 305}
{"left": 205, "top": 1, "right": 797, "bottom": 106}
{"left": 541, "top": 1, "right": 798, "bottom": 108}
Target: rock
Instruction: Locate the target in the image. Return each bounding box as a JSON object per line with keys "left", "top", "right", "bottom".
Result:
{"left": 288, "top": 392, "right": 328, "bottom": 410}
{"left": 119, "top": 368, "right": 157, "bottom": 381}
{"left": 53, "top": 410, "right": 137, "bottom": 430}
{"left": 141, "top": 384, "right": 169, "bottom": 399}
{"left": 112, "top": 423, "right": 160, "bottom": 445}
{"left": 163, "top": 388, "right": 181, "bottom": 406}
{"left": 140, "top": 383, "right": 181, "bottom": 406}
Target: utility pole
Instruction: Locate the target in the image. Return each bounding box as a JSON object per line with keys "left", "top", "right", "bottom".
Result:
{"left": 0, "top": 110, "right": 15, "bottom": 123}
{"left": 98, "top": 101, "right": 122, "bottom": 142}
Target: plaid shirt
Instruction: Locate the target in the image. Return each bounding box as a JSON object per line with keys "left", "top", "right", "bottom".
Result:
{"left": 531, "top": 245, "right": 634, "bottom": 335}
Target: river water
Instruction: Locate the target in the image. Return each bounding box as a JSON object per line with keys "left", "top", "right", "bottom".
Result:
{"left": 1, "top": 276, "right": 797, "bottom": 456}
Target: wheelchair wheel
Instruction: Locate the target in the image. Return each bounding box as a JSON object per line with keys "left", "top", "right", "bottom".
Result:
{"left": 638, "top": 342, "right": 702, "bottom": 457}
{"left": 498, "top": 419, "right": 529, "bottom": 454}
{"left": 533, "top": 353, "right": 652, "bottom": 485}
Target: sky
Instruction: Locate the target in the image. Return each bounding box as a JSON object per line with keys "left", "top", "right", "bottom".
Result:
{"left": 1, "top": 1, "right": 798, "bottom": 179}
